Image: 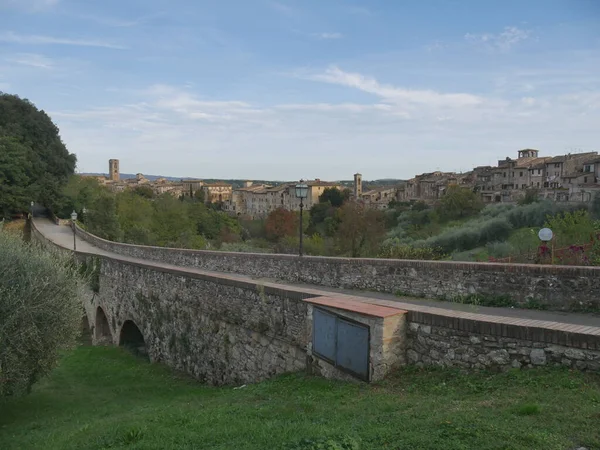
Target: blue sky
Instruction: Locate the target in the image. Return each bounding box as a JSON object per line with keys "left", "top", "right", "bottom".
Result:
{"left": 1, "top": 0, "right": 599, "bottom": 180}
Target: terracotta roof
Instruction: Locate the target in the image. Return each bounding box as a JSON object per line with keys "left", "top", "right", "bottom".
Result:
{"left": 305, "top": 181, "right": 339, "bottom": 187}
{"left": 204, "top": 182, "right": 232, "bottom": 187}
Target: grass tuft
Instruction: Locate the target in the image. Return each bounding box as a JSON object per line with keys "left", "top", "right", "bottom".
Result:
{"left": 515, "top": 403, "right": 541, "bottom": 416}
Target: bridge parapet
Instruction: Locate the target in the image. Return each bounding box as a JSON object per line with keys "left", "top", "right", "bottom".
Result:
{"left": 74, "top": 224, "right": 600, "bottom": 312}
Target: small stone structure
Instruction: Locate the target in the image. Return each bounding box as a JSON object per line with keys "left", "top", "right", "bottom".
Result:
{"left": 304, "top": 296, "right": 406, "bottom": 382}
{"left": 31, "top": 220, "right": 600, "bottom": 388}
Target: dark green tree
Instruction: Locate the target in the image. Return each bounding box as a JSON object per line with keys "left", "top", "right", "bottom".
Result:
{"left": 0, "top": 93, "right": 76, "bottom": 213}
{"left": 319, "top": 187, "right": 348, "bottom": 207}
{"left": 133, "top": 185, "right": 155, "bottom": 199}
{"left": 87, "top": 193, "right": 122, "bottom": 241}
{"left": 0, "top": 137, "right": 31, "bottom": 217}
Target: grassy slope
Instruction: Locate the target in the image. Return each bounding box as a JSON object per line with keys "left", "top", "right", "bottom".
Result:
{"left": 1, "top": 346, "right": 599, "bottom": 450}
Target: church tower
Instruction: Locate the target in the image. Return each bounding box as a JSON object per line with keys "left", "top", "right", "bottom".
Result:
{"left": 353, "top": 173, "right": 362, "bottom": 198}
{"left": 109, "top": 159, "right": 120, "bottom": 181}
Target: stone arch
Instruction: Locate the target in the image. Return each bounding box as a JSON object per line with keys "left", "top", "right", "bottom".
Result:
{"left": 95, "top": 307, "right": 112, "bottom": 345}
{"left": 119, "top": 320, "right": 148, "bottom": 360}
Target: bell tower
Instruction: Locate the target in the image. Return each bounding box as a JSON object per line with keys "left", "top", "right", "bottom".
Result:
{"left": 109, "top": 159, "right": 120, "bottom": 181}
{"left": 354, "top": 173, "right": 362, "bottom": 198}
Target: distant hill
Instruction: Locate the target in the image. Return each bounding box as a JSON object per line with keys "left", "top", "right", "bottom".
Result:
{"left": 80, "top": 173, "right": 406, "bottom": 189}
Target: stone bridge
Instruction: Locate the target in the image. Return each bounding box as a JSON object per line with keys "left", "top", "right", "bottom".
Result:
{"left": 31, "top": 218, "right": 600, "bottom": 384}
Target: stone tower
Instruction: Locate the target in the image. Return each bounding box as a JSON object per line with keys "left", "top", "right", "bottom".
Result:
{"left": 354, "top": 173, "right": 362, "bottom": 198}
{"left": 109, "top": 159, "right": 120, "bottom": 181}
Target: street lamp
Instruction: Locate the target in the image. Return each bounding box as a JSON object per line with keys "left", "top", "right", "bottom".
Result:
{"left": 82, "top": 207, "right": 87, "bottom": 225}
{"left": 70, "top": 210, "right": 78, "bottom": 252}
{"left": 30, "top": 201, "right": 34, "bottom": 219}
{"left": 294, "top": 181, "right": 309, "bottom": 257}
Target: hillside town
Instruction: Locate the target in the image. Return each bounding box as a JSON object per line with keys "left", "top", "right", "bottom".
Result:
{"left": 88, "top": 148, "right": 600, "bottom": 219}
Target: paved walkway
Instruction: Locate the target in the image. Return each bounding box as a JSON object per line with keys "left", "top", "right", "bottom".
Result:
{"left": 34, "top": 219, "right": 600, "bottom": 328}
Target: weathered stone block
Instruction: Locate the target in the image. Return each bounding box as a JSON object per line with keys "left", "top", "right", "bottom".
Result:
{"left": 530, "top": 349, "right": 547, "bottom": 365}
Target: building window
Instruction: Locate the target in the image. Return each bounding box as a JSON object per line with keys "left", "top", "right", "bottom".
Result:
{"left": 537, "top": 182, "right": 540, "bottom": 187}
{"left": 538, "top": 169, "right": 541, "bottom": 174}
{"left": 584, "top": 177, "right": 588, "bottom": 183}
{"left": 503, "top": 173, "right": 506, "bottom": 178}
{"left": 555, "top": 163, "right": 560, "bottom": 168}
{"left": 519, "top": 171, "right": 523, "bottom": 177}
{"left": 585, "top": 165, "right": 591, "bottom": 172}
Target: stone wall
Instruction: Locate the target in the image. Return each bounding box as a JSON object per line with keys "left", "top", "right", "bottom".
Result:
{"left": 93, "top": 257, "right": 310, "bottom": 385}
{"left": 75, "top": 225, "right": 600, "bottom": 312}
{"left": 406, "top": 310, "right": 600, "bottom": 371}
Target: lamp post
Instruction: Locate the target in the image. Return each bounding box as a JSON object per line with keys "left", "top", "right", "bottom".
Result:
{"left": 30, "top": 201, "right": 34, "bottom": 219}
{"left": 70, "top": 210, "right": 78, "bottom": 252}
{"left": 294, "top": 181, "right": 308, "bottom": 257}
{"left": 82, "top": 207, "right": 87, "bottom": 226}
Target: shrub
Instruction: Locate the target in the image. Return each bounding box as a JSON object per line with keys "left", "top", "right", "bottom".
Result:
{"left": 0, "top": 232, "right": 82, "bottom": 396}
{"left": 478, "top": 217, "right": 513, "bottom": 243}
{"left": 379, "top": 243, "right": 446, "bottom": 260}
{"left": 486, "top": 241, "right": 514, "bottom": 258}
{"left": 219, "top": 242, "right": 272, "bottom": 253}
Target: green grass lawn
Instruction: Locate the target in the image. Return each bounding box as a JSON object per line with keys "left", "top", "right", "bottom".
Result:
{"left": 1, "top": 346, "right": 599, "bottom": 450}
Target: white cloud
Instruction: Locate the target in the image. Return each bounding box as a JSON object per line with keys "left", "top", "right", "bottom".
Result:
{"left": 313, "top": 32, "right": 343, "bottom": 40}
{"left": 425, "top": 41, "right": 445, "bottom": 52}
{"left": 0, "top": 31, "right": 126, "bottom": 49}
{"left": 465, "top": 26, "right": 531, "bottom": 52}
{"left": 312, "top": 66, "right": 483, "bottom": 108}
{"left": 276, "top": 103, "right": 391, "bottom": 112}
{"left": 7, "top": 53, "right": 54, "bottom": 69}
{"left": 521, "top": 97, "right": 536, "bottom": 106}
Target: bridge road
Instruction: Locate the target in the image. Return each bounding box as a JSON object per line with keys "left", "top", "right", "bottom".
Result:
{"left": 34, "top": 218, "right": 600, "bottom": 328}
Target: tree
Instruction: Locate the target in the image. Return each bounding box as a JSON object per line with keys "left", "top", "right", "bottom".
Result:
{"left": 590, "top": 192, "right": 600, "bottom": 220}
{"left": 319, "top": 187, "right": 348, "bottom": 207}
{"left": 116, "top": 190, "right": 155, "bottom": 244}
{"left": 55, "top": 175, "right": 105, "bottom": 219}
{"left": 336, "top": 202, "right": 386, "bottom": 257}
{"left": 437, "top": 185, "right": 483, "bottom": 221}
{"left": 194, "top": 189, "right": 206, "bottom": 203}
{"left": 87, "top": 193, "right": 122, "bottom": 241}
{"left": 0, "top": 232, "right": 81, "bottom": 396}
{"left": 518, "top": 188, "right": 539, "bottom": 206}
{"left": 265, "top": 208, "right": 296, "bottom": 241}
{"left": 0, "top": 93, "right": 76, "bottom": 213}
{"left": 0, "top": 137, "right": 31, "bottom": 218}
{"left": 151, "top": 194, "right": 196, "bottom": 247}
{"left": 133, "top": 185, "right": 154, "bottom": 199}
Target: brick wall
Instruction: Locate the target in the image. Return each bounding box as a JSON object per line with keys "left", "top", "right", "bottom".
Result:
{"left": 75, "top": 225, "right": 600, "bottom": 312}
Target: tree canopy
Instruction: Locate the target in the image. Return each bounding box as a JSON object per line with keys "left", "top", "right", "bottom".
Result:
{"left": 319, "top": 187, "right": 348, "bottom": 207}
{"left": 0, "top": 93, "right": 76, "bottom": 216}
{"left": 436, "top": 185, "right": 483, "bottom": 221}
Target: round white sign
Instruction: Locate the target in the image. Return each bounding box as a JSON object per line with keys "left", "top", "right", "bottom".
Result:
{"left": 538, "top": 228, "right": 553, "bottom": 241}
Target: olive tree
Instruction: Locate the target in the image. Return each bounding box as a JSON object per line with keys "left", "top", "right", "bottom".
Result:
{"left": 0, "top": 232, "right": 82, "bottom": 396}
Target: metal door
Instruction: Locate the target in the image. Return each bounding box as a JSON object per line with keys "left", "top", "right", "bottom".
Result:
{"left": 312, "top": 308, "right": 370, "bottom": 380}
{"left": 313, "top": 308, "right": 337, "bottom": 362}
{"left": 336, "top": 318, "right": 369, "bottom": 380}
